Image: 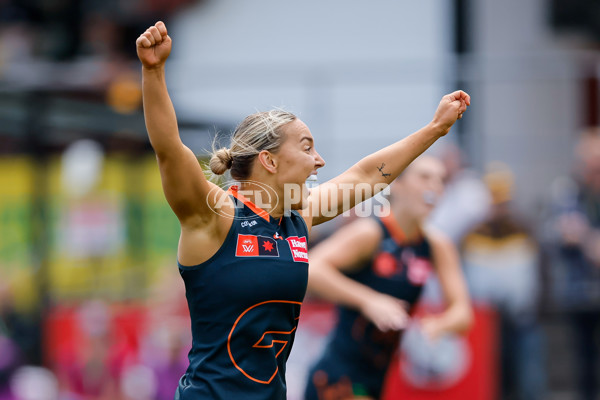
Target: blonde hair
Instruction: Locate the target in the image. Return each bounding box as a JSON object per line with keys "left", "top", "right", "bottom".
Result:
{"left": 209, "top": 110, "right": 297, "bottom": 180}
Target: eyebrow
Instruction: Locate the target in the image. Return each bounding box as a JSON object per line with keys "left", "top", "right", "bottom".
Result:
{"left": 300, "top": 136, "right": 314, "bottom": 144}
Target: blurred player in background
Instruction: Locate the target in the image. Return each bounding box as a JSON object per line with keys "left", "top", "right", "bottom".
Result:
{"left": 304, "top": 155, "right": 472, "bottom": 400}
{"left": 136, "top": 20, "right": 469, "bottom": 400}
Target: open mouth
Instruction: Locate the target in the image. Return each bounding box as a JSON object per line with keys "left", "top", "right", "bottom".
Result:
{"left": 422, "top": 191, "right": 437, "bottom": 206}
{"left": 305, "top": 174, "right": 318, "bottom": 189}
{"left": 303, "top": 175, "right": 318, "bottom": 195}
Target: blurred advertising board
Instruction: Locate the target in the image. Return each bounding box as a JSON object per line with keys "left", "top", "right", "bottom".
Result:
{"left": 290, "top": 302, "right": 498, "bottom": 400}
{"left": 382, "top": 304, "right": 498, "bottom": 400}
{"left": 47, "top": 155, "right": 179, "bottom": 300}
{"left": 0, "top": 157, "right": 35, "bottom": 310}
{"left": 0, "top": 155, "right": 182, "bottom": 302}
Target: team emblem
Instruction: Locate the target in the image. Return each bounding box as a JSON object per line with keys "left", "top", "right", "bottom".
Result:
{"left": 236, "top": 234, "right": 279, "bottom": 257}
{"left": 228, "top": 300, "right": 302, "bottom": 384}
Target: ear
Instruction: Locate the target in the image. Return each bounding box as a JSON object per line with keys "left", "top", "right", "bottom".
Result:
{"left": 257, "top": 150, "right": 278, "bottom": 174}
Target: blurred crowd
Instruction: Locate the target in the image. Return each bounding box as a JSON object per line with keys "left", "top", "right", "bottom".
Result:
{"left": 0, "top": 269, "right": 191, "bottom": 400}
{"left": 0, "top": 0, "right": 195, "bottom": 127}
{"left": 0, "top": 0, "right": 196, "bottom": 64}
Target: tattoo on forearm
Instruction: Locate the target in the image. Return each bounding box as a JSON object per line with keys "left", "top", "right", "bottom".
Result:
{"left": 377, "top": 163, "right": 391, "bottom": 177}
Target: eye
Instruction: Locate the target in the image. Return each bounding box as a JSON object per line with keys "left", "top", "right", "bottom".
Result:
{"left": 304, "top": 146, "right": 312, "bottom": 152}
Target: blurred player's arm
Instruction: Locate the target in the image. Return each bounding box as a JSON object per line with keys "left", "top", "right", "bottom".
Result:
{"left": 420, "top": 227, "right": 473, "bottom": 340}
{"left": 308, "top": 218, "right": 409, "bottom": 332}
{"left": 308, "top": 91, "right": 470, "bottom": 226}
{"left": 137, "top": 21, "right": 229, "bottom": 227}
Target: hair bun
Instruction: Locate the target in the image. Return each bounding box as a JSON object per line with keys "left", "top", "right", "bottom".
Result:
{"left": 209, "top": 147, "right": 233, "bottom": 175}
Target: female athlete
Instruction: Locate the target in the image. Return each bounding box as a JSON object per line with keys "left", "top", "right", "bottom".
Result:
{"left": 304, "top": 155, "right": 473, "bottom": 400}
{"left": 136, "top": 21, "right": 470, "bottom": 400}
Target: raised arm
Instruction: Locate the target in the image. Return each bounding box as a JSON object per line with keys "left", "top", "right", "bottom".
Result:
{"left": 419, "top": 227, "right": 473, "bottom": 340}
{"left": 136, "top": 21, "right": 230, "bottom": 228}
{"left": 307, "top": 218, "right": 410, "bottom": 332}
{"left": 308, "top": 91, "right": 470, "bottom": 226}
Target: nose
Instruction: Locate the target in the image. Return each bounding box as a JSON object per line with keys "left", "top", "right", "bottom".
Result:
{"left": 314, "top": 150, "right": 325, "bottom": 169}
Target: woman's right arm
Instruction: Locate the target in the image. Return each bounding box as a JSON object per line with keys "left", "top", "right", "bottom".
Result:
{"left": 136, "top": 22, "right": 231, "bottom": 229}
{"left": 308, "top": 218, "right": 409, "bottom": 332}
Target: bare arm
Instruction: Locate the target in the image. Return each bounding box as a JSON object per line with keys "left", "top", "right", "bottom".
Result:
{"left": 420, "top": 227, "right": 473, "bottom": 340}
{"left": 307, "top": 218, "right": 409, "bottom": 331}
{"left": 307, "top": 91, "right": 470, "bottom": 226}
{"left": 137, "top": 22, "right": 231, "bottom": 229}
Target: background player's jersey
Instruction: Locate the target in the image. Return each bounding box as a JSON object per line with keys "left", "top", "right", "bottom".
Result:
{"left": 305, "top": 215, "right": 434, "bottom": 400}
{"left": 176, "top": 187, "right": 309, "bottom": 400}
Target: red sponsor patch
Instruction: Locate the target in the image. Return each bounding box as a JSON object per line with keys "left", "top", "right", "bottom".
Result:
{"left": 236, "top": 234, "right": 279, "bottom": 257}
{"left": 407, "top": 257, "right": 432, "bottom": 285}
{"left": 373, "top": 252, "right": 399, "bottom": 277}
{"left": 236, "top": 234, "right": 259, "bottom": 256}
{"left": 286, "top": 236, "right": 308, "bottom": 263}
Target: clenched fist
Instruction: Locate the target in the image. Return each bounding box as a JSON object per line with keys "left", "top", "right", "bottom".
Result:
{"left": 136, "top": 21, "right": 172, "bottom": 69}
{"left": 430, "top": 90, "right": 471, "bottom": 136}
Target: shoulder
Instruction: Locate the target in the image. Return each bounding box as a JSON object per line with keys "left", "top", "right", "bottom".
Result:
{"left": 422, "top": 224, "right": 456, "bottom": 254}
{"left": 309, "top": 217, "right": 385, "bottom": 272}
{"left": 311, "top": 217, "right": 383, "bottom": 255}
{"left": 340, "top": 217, "right": 384, "bottom": 239}
{"left": 420, "top": 225, "right": 463, "bottom": 275}
{"left": 181, "top": 183, "right": 235, "bottom": 229}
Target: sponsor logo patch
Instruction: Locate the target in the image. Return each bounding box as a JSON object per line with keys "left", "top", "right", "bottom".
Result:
{"left": 286, "top": 236, "right": 308, "bottom": 263}
{"left": 236, "top": 234, "right": 279, "bottom": 257}
{"left": 241, "top": 220, "right": 258, "bottom": 228}
{"left": 373, "top": 251, "right": 400, "bottom": 277}
{"left": 405, "top": 253, "right": 432, "bottom": 285}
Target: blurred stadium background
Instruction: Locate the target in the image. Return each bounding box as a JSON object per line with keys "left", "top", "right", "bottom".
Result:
{"left": 1, "top": 0, "right": 600, "bottom": 399}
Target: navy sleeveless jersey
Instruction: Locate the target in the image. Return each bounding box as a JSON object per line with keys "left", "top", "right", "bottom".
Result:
{"left": 176, "top": 187, "right": 309, "bottom": 400}
{"left": 305, "top": 215, "right": 434, "bottom": 400}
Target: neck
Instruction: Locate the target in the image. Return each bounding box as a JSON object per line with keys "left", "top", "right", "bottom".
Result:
{"left": 391, "top": 204, "right": 422, "bottom": 241}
